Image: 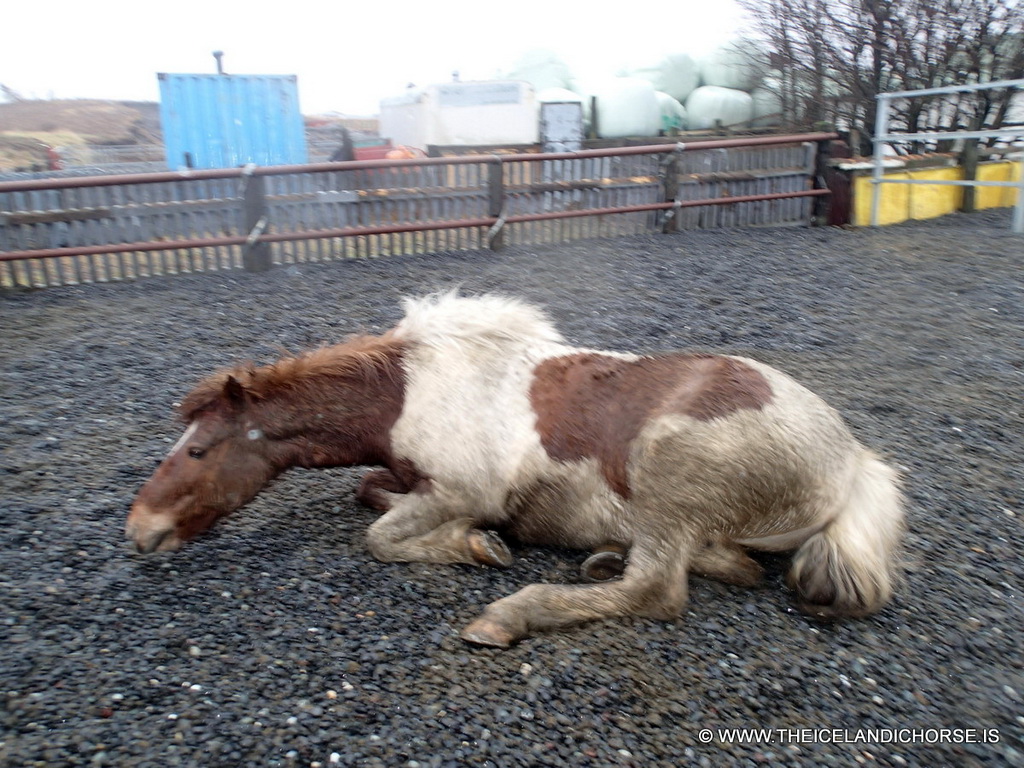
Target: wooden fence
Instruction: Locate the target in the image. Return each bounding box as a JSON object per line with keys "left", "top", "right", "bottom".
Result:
{"left": 0, "top": 133, "right": 834, "bottom": 289}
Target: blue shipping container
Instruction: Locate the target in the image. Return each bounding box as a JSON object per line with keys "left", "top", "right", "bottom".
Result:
{"left": 158, "top": 73, "right": 308, "bottom": 170}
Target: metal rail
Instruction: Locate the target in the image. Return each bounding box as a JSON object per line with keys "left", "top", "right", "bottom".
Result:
{"left": 0, "top": 133, "right": 836, "bottom": 194}
{"left": 870, "top": 79, "right": 1024, "bottom": 233}
{"left": 881, "top": 78, "right": 1024, "bottom": 99}
{"left": 0, "top": 133, "right": 836, "bottom": 280}
{"left": 0, "top": 189, "right": 830, "bottom": 263}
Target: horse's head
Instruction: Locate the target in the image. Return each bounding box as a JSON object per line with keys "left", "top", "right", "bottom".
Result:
{"left": 127, "top": 375, "right": 279, "bottom": 553}
{"left": 127, "top": 336, "right": 406, "bottom": 553}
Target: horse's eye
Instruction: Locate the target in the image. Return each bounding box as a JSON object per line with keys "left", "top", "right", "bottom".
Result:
{"left": 188, "top": 447, "right": 206, "bottom": 460}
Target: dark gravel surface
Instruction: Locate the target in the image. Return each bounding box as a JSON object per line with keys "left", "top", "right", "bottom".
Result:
{"left": 2, "top": 209, "right": 1022, "bottom": 767}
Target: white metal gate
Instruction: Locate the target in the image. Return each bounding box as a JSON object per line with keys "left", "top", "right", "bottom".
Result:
{"left": 870, "top": 78, "right": 1024, "bottom": 233}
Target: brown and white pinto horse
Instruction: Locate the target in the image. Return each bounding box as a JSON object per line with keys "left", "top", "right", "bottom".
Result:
{"left": 128, "top": 293, "right": 905, "bottom": 647}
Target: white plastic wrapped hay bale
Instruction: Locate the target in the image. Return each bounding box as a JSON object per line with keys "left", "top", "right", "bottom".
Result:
{"left": 655, "top": 91, "right": 687, "bottom": 133}
{"left": 590, "top": 78, "right": 661, "bottom": 138}
{"left": 751, "top": 82, "right": 783, "bottom": 127}
{"left": 507, "top": 48, "right": 575, "bottom": 93}
{"left": 685, "top": 86, "right": 754, "bottom": 130}
{"left": 699, "top": 44, "right": 767, "bottom": 92}
{"left": 630, "top": 52, "right": 701, "bottom": 103}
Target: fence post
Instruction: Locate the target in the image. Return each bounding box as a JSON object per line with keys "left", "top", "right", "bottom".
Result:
{"left": 660, "top": 145, "right": 681, "bottom": 234}
{"left": 486, "top": 157, "right": 505, "bottom": 250}
{"left": 811, "top": 138, "right": 833, "bottom": 226}
{"left": 241, "top": 167, "right": 271, "bottom": 272}
{"left": 1014, "top": 155, "right": 1024, "bottom": 234}
{"left": 870, "top": 95, "right": 891, "bottom": 227}
{"left": 959, "top": 140, "right": 979, "bottom": 213}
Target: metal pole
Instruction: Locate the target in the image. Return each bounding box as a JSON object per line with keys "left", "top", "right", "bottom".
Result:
{"left": 660, "top": 146, "right": 680, "bottom": 234}
{"left": 812, "top": 138, "right": 833, "bottom": 226}
{"left": 486, "top": 156, "right": 505, "bottom": 250}
{"left": 1014, "top": 155, "right": 1024, "bottom": 234}
{"left": 870, "top": 95, "right": 891, "bottom": 227}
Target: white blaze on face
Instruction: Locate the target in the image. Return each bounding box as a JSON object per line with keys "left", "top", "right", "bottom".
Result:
{"left": 168, "top": 422, "right": 199, "bottom": 459}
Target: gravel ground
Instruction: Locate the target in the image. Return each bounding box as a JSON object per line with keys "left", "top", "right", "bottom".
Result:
{"left": 2, "top": 209, "right": 1022, "bottom": 767}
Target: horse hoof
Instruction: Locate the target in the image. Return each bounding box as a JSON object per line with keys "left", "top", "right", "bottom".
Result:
{"left": 581, "top": 547, "right": 626, "bottom": 582}
{"left": 460, "top": 618, "right": 517, "bottom": 648}
{"left": 467, "top": 529, "right": 513, "bottom": 568}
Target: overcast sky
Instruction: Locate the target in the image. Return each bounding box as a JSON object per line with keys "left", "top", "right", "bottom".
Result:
{"left": 1, "top": 0, "right": 747, "bottom": 115}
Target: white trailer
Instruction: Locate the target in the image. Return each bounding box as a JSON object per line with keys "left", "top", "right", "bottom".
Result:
{"left": 380, "top": 81, "right": 540, "bottom": 150}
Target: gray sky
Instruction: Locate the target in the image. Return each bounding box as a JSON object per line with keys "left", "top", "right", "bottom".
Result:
{"left": 1, "top": 0, "right": 746, "bottom": 115}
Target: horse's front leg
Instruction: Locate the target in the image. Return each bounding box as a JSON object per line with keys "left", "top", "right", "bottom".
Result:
{"left": 365, "top": 490, "right": 513, "bottom": 568}
{"left": 461, "top": 537, "right": 692, "bottom": 647}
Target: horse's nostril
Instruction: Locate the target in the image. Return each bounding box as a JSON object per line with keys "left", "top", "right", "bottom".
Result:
{"left": 131, "top": 527, "right": 171, "bottom": 555}
{"left": 152, "top": 529, "right": 172, "bottom": 552}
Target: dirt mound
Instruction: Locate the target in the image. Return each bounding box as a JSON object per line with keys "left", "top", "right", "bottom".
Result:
{"left": 0, "top": 99, "right": 161, "bottom": 169}
{"left": 0, "top": 133, "right": 56, "bottom": 170}
{"left": 0, "top": 99, "right": 160, "bottom": 143}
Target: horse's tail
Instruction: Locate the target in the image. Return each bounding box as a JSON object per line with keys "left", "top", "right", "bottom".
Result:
{"left": 787, "top": 450, "right": 905, "bottom": 618}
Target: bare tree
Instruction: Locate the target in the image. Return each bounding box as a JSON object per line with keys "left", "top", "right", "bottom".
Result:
{"left": 740, "top": 0, "right": 1024, "bottom": 152}
{"left": 1, "top": 83, "right": 26, "bottom": 103}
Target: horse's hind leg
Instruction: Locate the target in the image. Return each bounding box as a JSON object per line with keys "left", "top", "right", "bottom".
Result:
{"left": 462, "top": 538, "right": 692, "bottom": 647}
{"left": 692, "top": 539, "right": 763, "bottom": 587}
{"left": 581, "top": 539, "right": 763, "bottom": 587}
{"left": 581, "top": 543, "right": 628, "bottom": 582}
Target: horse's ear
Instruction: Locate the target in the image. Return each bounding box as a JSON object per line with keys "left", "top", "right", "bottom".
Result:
{"left": 223, "top": 376, "right": 248, "bottom": 407}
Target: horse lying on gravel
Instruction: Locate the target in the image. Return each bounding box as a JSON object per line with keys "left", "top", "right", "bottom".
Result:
{"left": 127, "top": 292, "right": 905, "bottom": 647}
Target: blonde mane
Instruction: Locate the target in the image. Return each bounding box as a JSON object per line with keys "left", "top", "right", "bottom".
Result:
{"left": 395, "top": 291, "right": 564, "bottom": 349}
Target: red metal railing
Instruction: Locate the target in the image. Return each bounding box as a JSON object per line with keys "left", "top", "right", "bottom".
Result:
{"left": 0, "top": 132, "right": 836, "bottom": 268}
